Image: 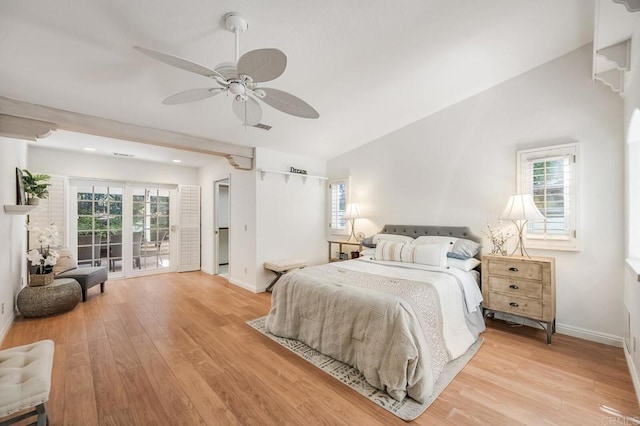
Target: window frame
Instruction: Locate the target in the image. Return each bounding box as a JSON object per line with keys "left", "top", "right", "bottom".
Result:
{"left": 327, "top": 177, "right": 350, "bottom": 236}
{"left": 516, "top": 142, "right": 579, "bottom": 251}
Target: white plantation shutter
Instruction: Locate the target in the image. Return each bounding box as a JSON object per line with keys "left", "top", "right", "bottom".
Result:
{"left": 28, "top": 175, "right": 67, "bottom": 248}
{"left": 177, "top": 185, "right": 201, "bottom": 272}
{"left": 517, "top": 143, "right": 578, "bottom": 251}
{"left": 328, "top": 178, "right": 348, "bottom": 234}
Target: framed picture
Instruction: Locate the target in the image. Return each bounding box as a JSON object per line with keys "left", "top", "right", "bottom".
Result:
{"left": 16, "top": 167, "right": 26, "bottom": 205}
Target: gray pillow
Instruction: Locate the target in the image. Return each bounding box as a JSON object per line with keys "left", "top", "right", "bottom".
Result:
{"left": 361, "top": 236, "right": 376, "bottom": 248}
{"left": 451, "top": 239, "right": 481, "bottom": 259}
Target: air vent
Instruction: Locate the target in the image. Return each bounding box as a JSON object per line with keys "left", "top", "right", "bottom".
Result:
{"left": 252, "top": 123, "right": 272, "bottom": 131}
{"left": 112, "top": 152, "right": 135, "bottom": 158}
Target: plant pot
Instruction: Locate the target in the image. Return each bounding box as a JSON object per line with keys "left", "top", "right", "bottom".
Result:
{"left": 27, "top": 198, "right": 40, "bottom": 206}
{"left": 29, "top": 272, "right": 54, "bottom": 287}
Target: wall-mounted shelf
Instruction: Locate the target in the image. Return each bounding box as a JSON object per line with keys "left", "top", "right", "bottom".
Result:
{"left": 258, "top": 169, "right": 328, "bottom": 184}
{"left": 4, "top": 205, "right": 36, "bottom": 215}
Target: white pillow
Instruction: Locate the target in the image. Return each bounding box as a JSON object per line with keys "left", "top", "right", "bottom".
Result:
{"left": 360, "top": 248, "right": 375, "bottom": 256}
{"left": 375, "top": 240, "right": 414, "bottom": 262}
{"left": 375, "top": 240, "right": 448, "bottom": 267}
{"left": 372, "top": 233, "right": 415, "bottom": 245}
{"left": 412, "top": 243, "right": 449, "bottom": 267}
{"left": 447, "top": 257, "right": 481, "bottom": 272}
{"left": 413, "top": 235, "right": 456, "bottom": 250}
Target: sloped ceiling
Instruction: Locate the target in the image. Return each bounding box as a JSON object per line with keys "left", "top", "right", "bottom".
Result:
{"left": 0, "top": 0, "right": 594, "bottom": 161}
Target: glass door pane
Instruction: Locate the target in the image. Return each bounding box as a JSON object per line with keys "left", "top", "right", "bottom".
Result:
{"left": 76, "top": 184, "right": 123, "bottom": 272}
{"left": 132, "top": 188, "right": 171, "bottom": 271}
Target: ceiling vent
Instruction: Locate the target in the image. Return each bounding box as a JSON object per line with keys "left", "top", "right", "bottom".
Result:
{"left": 112, "top": 152, "right": 135, "bottom": 158}
{"left": 252, "top": 123, "right": 272, "bottom": 131}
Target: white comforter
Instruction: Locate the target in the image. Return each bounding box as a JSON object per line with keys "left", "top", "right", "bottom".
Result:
{"left": 264, "top": 258, "right": 484, "bottom": 403}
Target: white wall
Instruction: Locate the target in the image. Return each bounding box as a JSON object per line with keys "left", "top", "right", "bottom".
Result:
{"left": 328, "top": 44, "right": 625, "bottom": 343}
{"left": 0, "top": 137, "right": 28, "bottom": 342}
{"left": 228, "top": 169, "right": 257, "bottom": 291}
{"left": 622, "top": 15, "right": 640, "bottom": 401}
{"left": 28, "top": 146, "right": 199, "bottom": 185}
{"left": 255, "top": 148, "right": 327, "bottom": 292}
{"left": 199, "top": 158, "right": 233, "bottom": 274}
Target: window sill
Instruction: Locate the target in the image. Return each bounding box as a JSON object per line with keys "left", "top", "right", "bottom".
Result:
{"left": 625, "top": 258, "right": 640, "bottom": 282}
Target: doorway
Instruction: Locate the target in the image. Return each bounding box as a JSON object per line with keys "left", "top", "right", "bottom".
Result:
{"left": 70, "top": 180, "right": 177, "bottom": 278}
{"left": 214, "top": 179, "right": 230, "bottom": 277}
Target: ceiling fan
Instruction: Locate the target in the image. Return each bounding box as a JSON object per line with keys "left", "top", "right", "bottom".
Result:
{"left": 134, "top": 13, "right": 319, "bottom": 126}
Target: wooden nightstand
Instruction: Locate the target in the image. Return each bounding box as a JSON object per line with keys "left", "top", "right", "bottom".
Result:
{"left": 327, "top": 240, "right": 362, "bottom": 262}
{"left": 481, "top": 254, "right": 556, "bottom": 344}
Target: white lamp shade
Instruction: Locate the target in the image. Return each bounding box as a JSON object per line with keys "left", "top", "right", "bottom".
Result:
{"left": 344, "top": 203, "right": 361, "bottom": 219}
{"left": 500, "top": 194, "right": 544, "bottom": 221}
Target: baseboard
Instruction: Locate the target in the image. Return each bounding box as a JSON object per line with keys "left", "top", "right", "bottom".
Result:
{"left": 492, "top": 312, "right": 623, "bottom": 347}
{"left": 201, "top": 267, "right": 214, "bottom": 275}
{"left": 228, "top": 278, "right": 257, "bottom": 293}
{"left": 0, "top": 312, "right": 15, "bottom": 346}
{"left": 624, "top": 343, "right": 640, "bottom": 405}
{"left": 555, "top": 323, "right": 623, "bottom": 348}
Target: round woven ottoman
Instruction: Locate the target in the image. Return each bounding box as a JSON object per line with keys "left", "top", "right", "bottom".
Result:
{"left": 17, "top": 278, "right": 82, "bottom": 318}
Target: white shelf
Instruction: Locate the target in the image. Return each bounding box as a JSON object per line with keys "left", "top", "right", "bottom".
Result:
{"left": 4, "top": 205, "right": 36, "bottom": 215}
{"left": 258, "top": 168, "right": 328, "bottom": 184}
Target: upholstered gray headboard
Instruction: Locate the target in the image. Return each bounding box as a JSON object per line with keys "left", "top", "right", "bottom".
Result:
{"left": 379, "top": 225, "right": 482, "bottom": 260}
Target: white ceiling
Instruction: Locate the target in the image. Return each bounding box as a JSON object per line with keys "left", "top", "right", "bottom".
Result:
{"left": 0, "top": 0, "right": 594, "bottom": 163}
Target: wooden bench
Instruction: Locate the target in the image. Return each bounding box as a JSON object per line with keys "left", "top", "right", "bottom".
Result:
{"left": 263, "top": 259, "right": 307, "bottom": 292}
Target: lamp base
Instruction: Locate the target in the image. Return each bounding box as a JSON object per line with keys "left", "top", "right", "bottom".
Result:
{"left": 509, "top": 220, "right": 532, "bottom": 258}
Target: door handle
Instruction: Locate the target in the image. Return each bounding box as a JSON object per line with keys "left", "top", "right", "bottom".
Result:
{"left": 508, "top": 267, "right": 519, "bottom": 272}
{"left": 509, "top": 284, "right": 519, "bottom": 289}
{"left": 509, "top": 302, "right": 519, "bottom": 308}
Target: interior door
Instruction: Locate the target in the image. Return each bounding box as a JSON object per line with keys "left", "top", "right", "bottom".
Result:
{"left": 214, "top": 179, "right": 229, "bottom": 275}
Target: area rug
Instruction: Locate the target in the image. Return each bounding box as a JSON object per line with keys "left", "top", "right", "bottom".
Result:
{"left": 246, "top": 316, "right": 483, "bottom": 421}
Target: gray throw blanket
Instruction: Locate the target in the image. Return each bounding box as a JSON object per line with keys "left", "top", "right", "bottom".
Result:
{"left": 265, "top": 263, "right": 476, "bottom": 403}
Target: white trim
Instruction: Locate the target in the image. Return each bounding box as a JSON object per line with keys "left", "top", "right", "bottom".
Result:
{"left": 493, "top": 312, "right": 623, "bottom": 347}
{"left": 555, "top": 323, "right": 623, "bottom": 347}
{"left": 0, "top": 313, "right": 15, "bottom": 346}
{"left": 228, "top": 278, "right": 257, "bottom": 293}
{"left": 624, "top": 343, "right": 640, "bottom": 406}
{"left": 626, "top": 258, "right": 640, "bottom": 281}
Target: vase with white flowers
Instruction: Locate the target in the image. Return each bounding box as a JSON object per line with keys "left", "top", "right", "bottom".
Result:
{"left": 482, "top": 222, "right": 513, "bottom": 256}
{"left": 26, "top": 223, "right": 60, "bottom": 286}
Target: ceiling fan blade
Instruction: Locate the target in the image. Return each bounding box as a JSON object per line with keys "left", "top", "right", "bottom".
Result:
{"left": 237, "top": 49, "right": 287, "bottom": 83}
{"left": 162, "top": 88, "right": 224, "bottom": 105}
{"left": 260, "top": 88, "right": 319, "bottom": 119}
{"left": 134, "top": 46, "right": 224, "bottom": 80}
{"left": 232, "top": 96, "right": 262, "bottom": 126}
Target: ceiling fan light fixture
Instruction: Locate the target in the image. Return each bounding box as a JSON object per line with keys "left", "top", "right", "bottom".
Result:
{"left": 135, "top": 11, "right": 319, "bottom": 124}
{"left": 229, "top": 82, "right": 245, "bottom": 96}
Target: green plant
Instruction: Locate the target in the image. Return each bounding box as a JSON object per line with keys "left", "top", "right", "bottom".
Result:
{"left": 22, "top": 169, "right": 51, "bottom": 199}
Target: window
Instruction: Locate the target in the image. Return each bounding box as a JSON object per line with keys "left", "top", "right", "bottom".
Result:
{"left": 517, "top": 143, "right": 578, "bottom": 251}
{"left": 328, "top": 177, "right": 349, "bottom": 235}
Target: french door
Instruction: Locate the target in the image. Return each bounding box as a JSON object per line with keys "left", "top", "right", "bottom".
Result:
{"left": 70, "top": 180, "right": 177, "bottom": 277}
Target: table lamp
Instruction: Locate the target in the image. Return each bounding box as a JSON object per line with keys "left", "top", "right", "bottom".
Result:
{"left": 500, "top": 194, "right": 544, "bottom": 258}
{"left": 344, "top": 203, "right": 361, "bottom": 242}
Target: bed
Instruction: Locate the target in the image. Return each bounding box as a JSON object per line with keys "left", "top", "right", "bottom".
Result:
{"left": 264, "top": 225, "right": 485, "bottom": 404}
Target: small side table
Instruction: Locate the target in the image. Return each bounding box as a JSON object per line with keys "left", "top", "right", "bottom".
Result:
{"left": 327, "top": 240, "right": 362, "bottom": 262}
{"left": 264, "top": 259, "right": 307, "bottom": 292}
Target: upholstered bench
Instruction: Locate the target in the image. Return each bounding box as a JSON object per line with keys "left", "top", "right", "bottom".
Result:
{"left": 56, "top": 266, "right": 108, "bottom": 302}
{"left": 0, "top": 340, "right": 54, "bottom": 426}
{"left": 263, "top": 259, "right": 307, "bottom": 292}
{"left": 17, "top": 278, "right": 82, "bottom": 318}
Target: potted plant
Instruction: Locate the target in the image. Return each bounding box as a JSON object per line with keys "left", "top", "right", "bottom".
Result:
{"left": 22, "top": 170, "right": 51, "bottom": 205}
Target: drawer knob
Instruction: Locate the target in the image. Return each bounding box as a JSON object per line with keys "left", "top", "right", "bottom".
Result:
{"left": 509, "top": 284, "right": 519, "bottom": 289}
{"left": 509, "top": 302, "right": 519, "bottom": 308}
{"left": 508, "top": 267, "right": 519, "bottom": 272}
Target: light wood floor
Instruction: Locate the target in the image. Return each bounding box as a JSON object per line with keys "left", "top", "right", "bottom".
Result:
{"left": 2, "top": 272, "right": 639, "bottom": 425}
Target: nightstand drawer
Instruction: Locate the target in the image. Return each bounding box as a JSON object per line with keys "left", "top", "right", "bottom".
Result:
{"left": 488, "top": 292, "right": 543, "bottom": 319}
{"left": 487, "top": 258, "right": 543, "bottom": 281}
{"left": 487, "top": 276, "right": 543, "bottom": 299}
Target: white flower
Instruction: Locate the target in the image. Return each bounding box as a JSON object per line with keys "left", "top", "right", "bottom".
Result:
{"left": 27, "top": 249, "right": 44, "bottom": 266}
